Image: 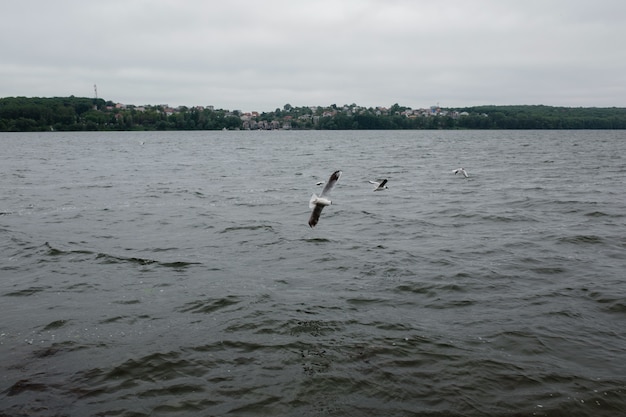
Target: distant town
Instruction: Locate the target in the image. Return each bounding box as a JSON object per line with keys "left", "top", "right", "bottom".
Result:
{"left": 108, "top": 102, "right": 477, "bottom": 130}
{"left": 1, "top": 96, "right": 626, "bottom": 131}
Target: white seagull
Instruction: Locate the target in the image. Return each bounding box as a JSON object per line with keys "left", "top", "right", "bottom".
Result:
{"left": 368, "top": 179, "right": 389, "bottom": 191}
{"left": 308, "top": 170, "right": 342, "bottom": 228}
{"left": 453, "top": 167, "right": 469, "bottom": 178}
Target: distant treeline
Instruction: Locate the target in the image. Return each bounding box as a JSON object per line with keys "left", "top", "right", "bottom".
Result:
{"left": 1, "top": 96, "right": 626, "bottom": 132}
{"left": 456, "top": 105, "right": 626, "bottom": 129}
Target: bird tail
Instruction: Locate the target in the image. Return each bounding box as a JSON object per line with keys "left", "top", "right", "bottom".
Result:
{"left": 309, "top": 193, "right": 318, "bottom": 209}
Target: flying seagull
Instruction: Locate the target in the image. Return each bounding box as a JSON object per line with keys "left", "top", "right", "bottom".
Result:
{"left": 308, "top": 170, "right": 342, "bottom": 228}
{"left": 453, "top": 167, "right": 469, "bottom": 178}
{"left": 368, "top": 179, "right": 389, "bottom": 191}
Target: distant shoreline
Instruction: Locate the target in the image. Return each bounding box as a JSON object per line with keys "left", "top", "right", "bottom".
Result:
{"left": 2, "top": 96, "right": 626, "bottom": 132}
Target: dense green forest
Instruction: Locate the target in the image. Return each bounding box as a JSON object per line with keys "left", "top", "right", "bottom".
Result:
{"left": 1, "top": 96, "right": 625, "bottom": 132}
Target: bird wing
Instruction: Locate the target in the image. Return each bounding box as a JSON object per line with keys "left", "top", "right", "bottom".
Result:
{"left": 368, "top": 180, "right": 379, "bottom": 185}
{"left": 379, "top": 179, "right": 388, "bottom": 187}
{"left": 320, "top": 170, "right": 342, "bottom": 198}
{"left": 308, "top": 204, "right": 325, "bottom": 228}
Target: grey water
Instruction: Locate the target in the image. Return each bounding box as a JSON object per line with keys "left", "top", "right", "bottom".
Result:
{"left": 1, "top": 130, "right": 625, "bottom": 417}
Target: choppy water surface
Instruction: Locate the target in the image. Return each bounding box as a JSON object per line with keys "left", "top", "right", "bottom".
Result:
{"left": 1, "top": 130, "right": 625, "bottom": 416}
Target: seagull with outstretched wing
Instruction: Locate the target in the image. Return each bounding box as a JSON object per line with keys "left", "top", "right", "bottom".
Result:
{"left": 368, "top": 179, "right": 389, "bottom": 191}
{"left": 453, "top": 167, "right": 469, "bottom": 178}
{"left": 308, "top": 170, "right": 342, "bottom": 228}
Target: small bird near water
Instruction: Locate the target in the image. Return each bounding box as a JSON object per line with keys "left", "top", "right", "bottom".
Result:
{"left": 453, "top": 168, "right": 469, "bottom": 178}
{"left": 368, "top": 179, "right": 389, "bottom": 191}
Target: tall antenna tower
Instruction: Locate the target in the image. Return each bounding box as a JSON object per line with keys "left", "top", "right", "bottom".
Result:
{"left": 94, "top": 84, "right": 98, "bottom": 99}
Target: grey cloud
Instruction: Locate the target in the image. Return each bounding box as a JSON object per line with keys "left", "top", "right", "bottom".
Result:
{"left": 1, "top": 0, "right": 624, "bottom": 111}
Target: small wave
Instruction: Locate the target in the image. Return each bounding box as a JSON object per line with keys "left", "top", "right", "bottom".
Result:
{"left": 303, "top": 237, "right": 331, "bottom": 243}
{"left": 42, "top": 319, "right": 70, "bottom": 331}
{"left": 604, "top": 301, "right": 626, "bottom": 313}
{"left": 4, "top": 286, "right": 49, "bottom": 297}
{"left": 44, "top": 242, "right": 95, "bottom": 257}
{"left": 428, "top": 298, "right": 477, "bottom": 309}
{"left": 5, "top": 379, "right": 48, "bottom": 397}
{"left": 585, "top": 211, "right": 610, "bottom": 217}
{"left": 41, "top": 243, "right": 201, "bottom": 269}
{"left": 113, "top": 299, "right": 141, "bottom": 305}
{"left": 558, "top": 235, "right": 604, "bottom": 244}
{"left": 484, "top": 330, "right": 552, "bottom": 356}
{"left": 96, "top": 253, "right": 158, "bottom": 265}
{"left": 149, "top": 247, "right": 179, "bottom": 252}
{"left": 160, "top": 261, "right": 201, "bottom": 268}
{"left": 394, "top": 283, "right": 436, "bottom": 295}
{"left": 96, "top": 252, "right": 201, "bottom": 269}
{"left": 72, "top": 350, "right": 206, "bottom": 391}
{"left": 531, "top": 266, "right": 567, "bottom": 275}
{"left": 345, "top": 297, "right": 388, "bottom": 306}
{"left": 219, "top": 225, "right": 275, "bottom": 233}
{"left": 176, "top": 296, "right": 241, "bottom": 314}
{"left": 64, "top": 282, "right": 96, "bottom": 292}
{"left": 99, "top": 315, "right": 130, "bottom": 324}
{"left": 481, "top": 213, "right": 538, "bottom": 223}
{"left": 587, "top": 291, "right": 626, "bottom": 314}
{"left": 31, "top": 341, "right": 83, "bottom": 359}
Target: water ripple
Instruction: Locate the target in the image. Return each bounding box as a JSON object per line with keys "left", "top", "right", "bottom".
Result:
{"left": 1, "top": 130, "right": 625, "bottom": 416}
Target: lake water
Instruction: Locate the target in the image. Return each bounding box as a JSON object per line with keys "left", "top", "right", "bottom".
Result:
{"left": 1, "top": 130, "right": 625, "bottom": 416}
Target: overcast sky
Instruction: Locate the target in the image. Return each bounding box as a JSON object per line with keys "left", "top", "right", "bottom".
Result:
{"left": 2, "top": 0, "right": 625, "bottom": 112}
